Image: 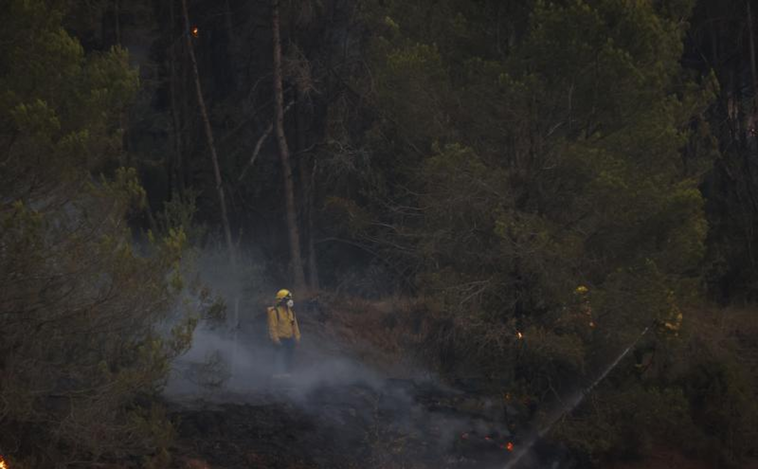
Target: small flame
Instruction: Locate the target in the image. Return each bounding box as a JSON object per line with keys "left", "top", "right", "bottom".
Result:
{"left": 0, "top": 455, "right": 9, "bottom": 469}
{"left": 517, "top": 331, "right": 523, "bottom": 339}
{"left": 506, "top": 441, "right": 514, "bottom": 452}
{"left": 191, "top": 26, "right": 199, "bottom": 37}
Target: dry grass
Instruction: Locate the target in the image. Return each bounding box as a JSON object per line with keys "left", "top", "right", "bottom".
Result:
{"left": 607, "top": 446, "right": 758, "bottom": 469}
{"left": 606, "top": 446, "right": 714, "bottom": 469}
{"left": 315, "top": 294, "right": 521, "bottom": 383}
{"left": 316, "top": 295, "right": 433, "bottom": 376}
{"left": 679, "top": 304, "right": 758, "bottom": 386}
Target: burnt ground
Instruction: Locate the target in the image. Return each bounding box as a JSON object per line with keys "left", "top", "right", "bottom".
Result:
{"left": 166, "top": 379, "right": 572, "bottom": 469}
{"left": 163, "top": 301, "right": 575, "bottom": 469}
{"left": 154, "top": 300, "right": 758, "bottom": 469}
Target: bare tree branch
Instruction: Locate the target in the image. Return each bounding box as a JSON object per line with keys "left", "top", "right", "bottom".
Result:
{"left": 238, "top": 101, "right": 294, "bottom": 182}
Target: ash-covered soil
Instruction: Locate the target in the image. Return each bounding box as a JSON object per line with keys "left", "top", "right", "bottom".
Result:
{"left": 164, "top": 301, "right": 573, "bottom": 469}
{"left": 166, "top": 378, "right": 568, "bottom": 469}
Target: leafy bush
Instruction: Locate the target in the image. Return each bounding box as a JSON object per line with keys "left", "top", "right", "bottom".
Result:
{"left": 0, "top": 1, "right": 198, "bottom": 465}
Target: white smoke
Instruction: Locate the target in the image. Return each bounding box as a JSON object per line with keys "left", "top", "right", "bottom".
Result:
{"left": 161, "top": 246, "right": 567, "bottom": 468}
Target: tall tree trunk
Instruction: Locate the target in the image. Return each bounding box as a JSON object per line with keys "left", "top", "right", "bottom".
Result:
{"left": 295, "top": 89, "right": 319, "bottom": 289}
{"left": 223, "top": 0, "right": 239, "bottom": 89}
{"left": 306, "top": 161, "right": 319, "bottom": 290}
{"left": 181, "top": 0, "right": 237, "bottom": 271}
{"left": 272, "top": 0, "right": 307, "bottom": 291}
{"left": 169, "top": 0, "right": 184, "bottom": 196}
{"left": 748, "top": 0, "right": 758, "bottom": 113}
{"left": 114, "top": 0, "right": 121, "bottom": 45}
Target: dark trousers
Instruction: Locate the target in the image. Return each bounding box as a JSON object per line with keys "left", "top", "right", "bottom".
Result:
{"left": 274, "top": 338, "right": 296, "bottom": 373}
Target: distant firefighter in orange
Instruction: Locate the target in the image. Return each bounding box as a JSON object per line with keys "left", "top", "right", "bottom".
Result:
{"left": 634, "top": 290, "right": 683, "bottom": 373}
{"left": 574, "top": 285, "right": 595, "bottom": 328}
{"left": 556, "top": 284, "right": 597, "bottom": 335}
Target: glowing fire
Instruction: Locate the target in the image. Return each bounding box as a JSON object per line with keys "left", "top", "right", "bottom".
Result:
{"left": 517, "top": 331, "right": 523, "bottom": 339}
{"left": 0, "top": 455, "right": 9, "bottom": 469}
{"left": 589, "top": 321, "right": 596, "bottom": 328}
{"left": 460, "top": 432, "right": 514, "bottom": 452}
{"left": 191, "top": 26, "right": 199, "bottom": 37}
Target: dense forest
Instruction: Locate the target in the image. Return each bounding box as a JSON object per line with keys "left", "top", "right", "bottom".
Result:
{"left": 2, "top": 0, "right": 758, "bottom": 467}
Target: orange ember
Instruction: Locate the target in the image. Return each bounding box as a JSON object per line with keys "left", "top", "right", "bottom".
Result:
{"left": 589, "top": 321, "right": 596, "bottom": 328}
{"left": 0, "top": 455, "right": 9, "bottom": 469}
{"left": 506, "top": 442, "right": 514, "bottom": 451}
{"left": 191, "top": 26, "right": 199, "bottom": 37}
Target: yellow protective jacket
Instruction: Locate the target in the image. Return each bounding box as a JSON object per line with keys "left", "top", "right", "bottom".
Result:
{"left": 267, "top": 305, "right": 301, "bottom": 343}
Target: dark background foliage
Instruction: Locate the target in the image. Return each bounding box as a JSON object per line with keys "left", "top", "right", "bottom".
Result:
{"left": 2, "top": 0, "right": 758, "bottom": 466}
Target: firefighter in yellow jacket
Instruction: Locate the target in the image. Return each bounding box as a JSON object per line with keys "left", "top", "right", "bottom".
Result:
{"left": 267, "top": 289, "right": 301, "bottom": 374}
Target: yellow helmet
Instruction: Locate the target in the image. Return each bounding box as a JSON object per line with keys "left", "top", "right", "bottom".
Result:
{"left": 575, "top": 285, "right": 589, "bottom": 294}
{"left": 276, "top": 289, "right": 292, "bottom": 300}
